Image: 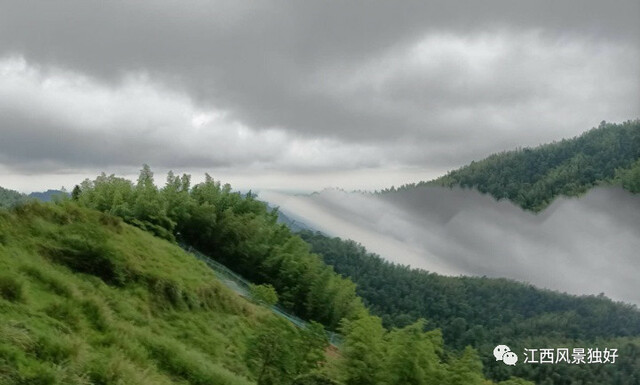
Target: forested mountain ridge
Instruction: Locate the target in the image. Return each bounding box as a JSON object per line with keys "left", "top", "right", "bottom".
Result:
{"left": 300, "top": 231, "right": 640, "bottom": 385}
{"left": 383, "top": 120, "right": 640, "bottom": 211}
{"left": 28, "top": 189, "right": 68, "bottom": 202}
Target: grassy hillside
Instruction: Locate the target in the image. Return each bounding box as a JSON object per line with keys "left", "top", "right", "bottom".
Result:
{"left": 0, "top": 201, "right": 291, "bottom": 385}
{"left": 385, "top": 120, "right": 640, "bottom": 211}
{"left": 300, "top": 231, "right": 640, "bottom": 385}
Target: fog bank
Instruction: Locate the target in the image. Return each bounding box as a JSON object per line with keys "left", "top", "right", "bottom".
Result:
{"left": 261, "top": 187, "right": 640, "bottom": 305}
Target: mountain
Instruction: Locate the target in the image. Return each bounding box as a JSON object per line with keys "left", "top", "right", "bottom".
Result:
{"left": 300, "top": 230, "right": 640, "bottom": 385}
{"left": 0, "top": 187, "right": 69, "bottom": 208}
{"left": 28, "top": 189, "right": 68, "bottom": 202}
{"left": 384, "top": 120, "right": 640, "bottom": 211}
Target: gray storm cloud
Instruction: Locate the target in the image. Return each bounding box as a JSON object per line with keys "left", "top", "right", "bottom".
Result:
{"left": 0, "top": 0, "right": 638, "bottom": 187}
{"left": 261, "top": 187, "right": 640, "bottom": 306}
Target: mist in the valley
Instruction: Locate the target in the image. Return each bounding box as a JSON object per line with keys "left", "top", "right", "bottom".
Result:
{"left": 261, "top": 186, "right": 640, "bottom": 306}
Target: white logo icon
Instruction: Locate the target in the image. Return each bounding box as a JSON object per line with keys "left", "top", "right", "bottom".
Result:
{"left": 503, "top": 351, "right": 518, "bottom": 366}
{"left": 493, "top": 345, "right": 518, "bottom": 366}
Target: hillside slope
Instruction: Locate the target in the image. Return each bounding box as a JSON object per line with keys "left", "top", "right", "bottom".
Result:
{"left": 386, "top": 120, "right": 640, "bottom": 211}
{"left": 0, "top": 201, "right": 304, "bottom": 385}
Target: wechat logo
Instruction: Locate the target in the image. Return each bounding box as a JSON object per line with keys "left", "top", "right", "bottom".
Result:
{"left": 493, "top": 345, "right": 518, "bottom": 366}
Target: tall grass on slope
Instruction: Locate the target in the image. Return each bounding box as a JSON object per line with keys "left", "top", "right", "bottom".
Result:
{"left": 0, "top": 201, "right": 267, "bottom": 385}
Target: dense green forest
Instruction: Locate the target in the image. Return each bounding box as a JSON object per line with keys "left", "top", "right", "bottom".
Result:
{"left": 383, "top": 120, "right": 640, "bottom": 211}
{"left": 299, "top": 231, "right": 640, "bottom": 384}
{"left": 0, "top": 198, "right": 530, "bottom": 384}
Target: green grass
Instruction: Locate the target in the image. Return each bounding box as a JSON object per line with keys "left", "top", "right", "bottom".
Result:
{"left": 0, "top": 201, "right": 272, "bottom": 385}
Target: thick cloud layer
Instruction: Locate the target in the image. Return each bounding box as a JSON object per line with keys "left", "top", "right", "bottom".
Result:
{"left": 261, "top": 187, "right": 640, "bottom": 306}
{"left": 0, "top": 1, "right": 638, "bottom": 192}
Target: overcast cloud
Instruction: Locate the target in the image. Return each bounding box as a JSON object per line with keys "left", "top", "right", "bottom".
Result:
{"left": 0, "top": 1, "right": 639, "bottom": 192}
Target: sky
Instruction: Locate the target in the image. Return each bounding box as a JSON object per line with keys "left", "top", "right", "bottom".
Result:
{"left": 0, "top": 0, "right": 639, "bottom": 193}
{"left": 263, "top": 186, "right": 640, "bottom": 305}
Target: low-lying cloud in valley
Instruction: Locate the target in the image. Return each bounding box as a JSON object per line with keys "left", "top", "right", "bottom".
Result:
{"left": 262, "top": 186, "right": 640, "bottom": 306}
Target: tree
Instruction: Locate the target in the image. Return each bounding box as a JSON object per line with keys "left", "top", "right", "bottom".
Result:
{"left": 246, "top": 318, "right": 329, "bottom": 385}
{"left": 339, "top": 316, "right": 385, "bottom": 385}
{"left": 131, "top": 165, "right": 175, "bottom": 240}
{"left": 447, "top": 347, "right": 486, "bottom": 385}
{"left": 617, "top": 159, "right": 640, "bottom": 193}
{"left": 71, "top": 185, "right": 82, "bottom": 201}
{"left": 250, "top": 283, "right": 279, "bottom": 307}
{"left": 295, "top": 322, "right": 329, "bottom": 374}
{"left": 246, "top": 318, "right": 299, "bottom": 385}
{"left": 384, "top": 320, "right": 445, "bottom": 385}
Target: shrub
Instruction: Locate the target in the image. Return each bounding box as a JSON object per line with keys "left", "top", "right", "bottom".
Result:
{"left": 0, "top": 275, "right": 25, "bottom": 303}
{"left": 98, "top": 212, "right": 123, "bottom": 231}
{"left": 148, "top": 277, "right": 197, "bottom": 311}
{"left": 197, "top": 283, "right": 245, "bottom": 315}
{"left": 42, "top": 224, "right": 127, "bottom": 285}
{"left": 249, "top": 284, "right": 279, "bottom": 307}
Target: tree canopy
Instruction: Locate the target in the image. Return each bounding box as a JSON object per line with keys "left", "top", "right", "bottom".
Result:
{"left": 382, "top": 120, "right": 640, "bottom": 211}
{"left": 300, "top": 230, "right": 640, "bottom": 385}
